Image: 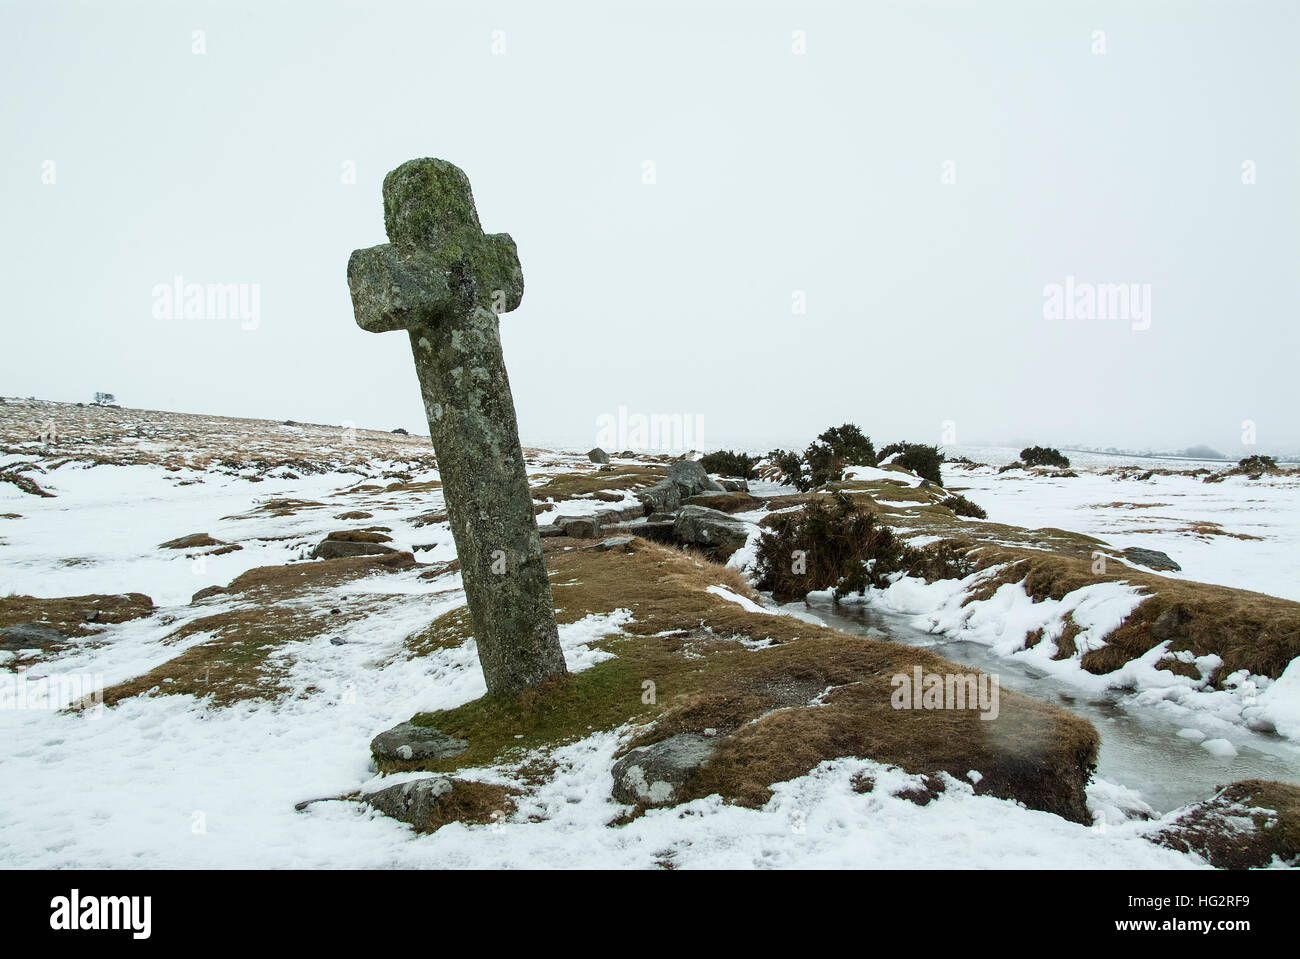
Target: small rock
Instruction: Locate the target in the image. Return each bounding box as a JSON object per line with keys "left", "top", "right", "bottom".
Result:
{"left": 587, "top": 447, "right": 610, "bottom": 464}
{"left": 364, "top": 776, "right": 454, "bottom": 827}
{"left": 1123, "top": 546, "right": 1181, "bottom": 572}
{"left": 611, "top": 733, "right": 717, "bottom": 807}
{"left": 717, "top": 478, "right": 749, "bottom": 492}
{"left": 159, "top": 533, "right": 226, "bottom": 550}
{"left": 672, "top": 505, "right": 753, "bottom": 553}
{"left": 583, "top": 536, "right": 635, "bottom": 551}
{"left": 311, "top": 538, "right": 397, "bottom": 560}
{"left": 370, "top": 722, "right": 469, "bottom": 763}
{"left": 329, "top": 636, "right": 347, "bottom": 646}
{"left": 392, "top": 427, "right": 409, "bottom": 435}
{"left": 557, "top": 516, "right": 601, "bottom": 539}
{"left": 0, "top": 623, "right": 67, "bottom": 650}
{"left": 191, "top": 585, "right": 227, "bottom": 603}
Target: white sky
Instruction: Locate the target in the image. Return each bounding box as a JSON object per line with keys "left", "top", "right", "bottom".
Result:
{"left": 1, "top": 0, "right": 1296, "bottom": 456}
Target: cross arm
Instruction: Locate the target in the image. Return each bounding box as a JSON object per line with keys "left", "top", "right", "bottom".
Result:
{"left": 347, "top": 244, "right": 451, "bottom": 333}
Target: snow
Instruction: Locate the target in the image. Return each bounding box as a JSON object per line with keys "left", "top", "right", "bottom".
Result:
{"left": 0, "top": 429, "right": 1292, "bottom": 868}
{"left": 1255, "top": 658, "right": 1300, "bottom": 740}
{"left": 943, "top": 457, "right": 1300, "bottom": 601}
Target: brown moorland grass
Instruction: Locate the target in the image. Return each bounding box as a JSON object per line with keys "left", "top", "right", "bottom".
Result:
{"left": 396, "top": 538, "right": 1099, "bottom": 822}
{"left": 530, "top": 466, "right": 664, "bottom": 503}
{"left": 0, "top": 592, "right": 154, "bottom": 639}
{"left": 966, "top": 546, "right": 1300, "bottom": 681}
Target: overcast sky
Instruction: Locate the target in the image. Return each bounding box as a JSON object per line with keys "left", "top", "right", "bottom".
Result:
{"left": 2, "top": 0, "right": 1296, "bottom": 456}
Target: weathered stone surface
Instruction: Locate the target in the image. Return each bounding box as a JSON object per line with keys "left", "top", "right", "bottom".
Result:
{"left": 717, "top": 478, "right": 750, "bottom": 492}
{"left": 311, "top": 538, "right": 397, "bottom": 560}
{"left": 587, "top": 447, "right": 610, "bottom": 464}
{"left": 1124, "top": 546, "right": 1181, "bottom": 572}
{"left": 637, "top": 480, "right": 682, "bottom": 515}
{"left": 190, "top": 585, "right": 228, "bottom": 603}
{"left": 682, "top": 491, "right": 732, "bottom": 506}
{"left": 0, "top": 622, "right": 66, "bottom": 650}
{"left": 370, "top": 722, "right": 469, "bottom": 763}
{"left": 347, "top": 158, "right": 565, "bottom": 697}
{"left": 159, "top": 533, "right": 226, "bottom": 550}
{"left": 583, "top": 536, "right": 635, "bottom": 551}
{"left": 672, "top": 505, "right": 754, "bottom": 553}
{"left": 666, "top": 459, "right": 725, "bottom": 496}
{"left": 364, "top": 776, "right": 454, "bottom": 827}
{"left": 558, "top": 516, "right": 601, "bottom": 539}
{"left": 611, "top": 733, "right": 717, "bottom": 807}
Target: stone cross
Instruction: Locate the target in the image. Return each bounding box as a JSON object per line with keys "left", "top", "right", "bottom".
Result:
{"left": 347, "top": 158, "right": 566, "bottom": 698}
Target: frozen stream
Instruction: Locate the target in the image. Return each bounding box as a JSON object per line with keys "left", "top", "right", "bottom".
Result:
{"left": 785, "top": 598, "right": 1300, "bottom": 815}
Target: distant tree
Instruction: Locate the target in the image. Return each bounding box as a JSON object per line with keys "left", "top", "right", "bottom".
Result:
{"left": 1175, "top": 445, "right": 1222, "bottom": 460}
{"left": 1020, "top": 446, "right": 1070, "bottom": 469}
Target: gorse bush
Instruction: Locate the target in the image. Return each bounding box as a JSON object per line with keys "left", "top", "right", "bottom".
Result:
{"left": 942, "top": 493, "right": 987, "bottom": 519}
{"left": 1237, "top": 454, "right": 1278, "bottom": 476}
{"left": 879, "top": 442, "right": 945, "bottom": 486}
{"left": 804, "top": 423, "right": 877, "bottom": 489}
{"left": 765, "top": 448, "right": 810, "bottom": 491}
{"left": 1020, "top": 446, "right": 1071, "bottom": 469}
{"left": 699, "top": 450, "right": 758, "bottom": 479}
{"left": 754, "top": 492, "right": 973, "bottom": 602}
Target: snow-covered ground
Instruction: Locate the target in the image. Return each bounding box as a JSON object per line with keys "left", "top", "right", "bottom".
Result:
{"left": 943, "top": 455, "right": 1300, "bottom": 602}
{"left": 1, "top": 411, "right": 1294, "bottom": 868}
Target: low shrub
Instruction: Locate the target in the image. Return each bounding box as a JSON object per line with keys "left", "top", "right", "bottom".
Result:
{"left": 942, "top": 493, "right": 987, "bottom": 519}
{"left": 879, "top": 442, "right": 945, "bottom": 486}
{"left": 699, "top": 450, "right": 758, "bottom": 479}
{"left": 1020, "top": 446, "right": 1071, "bottom": 469}
{"left": 754, "top": 493, "right": 972, "bottom": 602}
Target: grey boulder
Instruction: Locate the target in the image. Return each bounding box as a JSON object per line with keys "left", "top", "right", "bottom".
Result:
{"left": 673, "top": 505, "right": 753, "bottom": 553}
{"left": 611, "top": 733, "right": 717, "bottom": 807}
{"left": 370, "top": 722, "right": 468, "bottom": 763}
{"left": 666, "top": 459, "right": 725, "bottom": 496}
{"left": 311, "top": 539, "right": 397, "bottom": 560}
{"left": 0, "top": 622, "right": 67, "bottom": 650}
{"left": 1123, "top": 547, "right": 1181, "bottom": 572}
{"left": 364, "top": 776, "right": 453, "bottom": 828}
{"left": 588, "top": 447, "right": 610, "bottom": 464}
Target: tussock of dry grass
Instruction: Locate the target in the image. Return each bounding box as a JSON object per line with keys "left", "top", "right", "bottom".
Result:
{"left": 968, "top": 546, "right": 1300, "bottom": 681}
{"left": 530, "top": 466, "right": 663, "bottom": 503}
{"left": 0, "top": 592, "right": 154, "bottom": 639}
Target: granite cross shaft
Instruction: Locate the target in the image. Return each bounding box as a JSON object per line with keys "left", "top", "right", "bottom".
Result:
{"left": 346, "top": 158, "right": 566, "bottom": 698}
